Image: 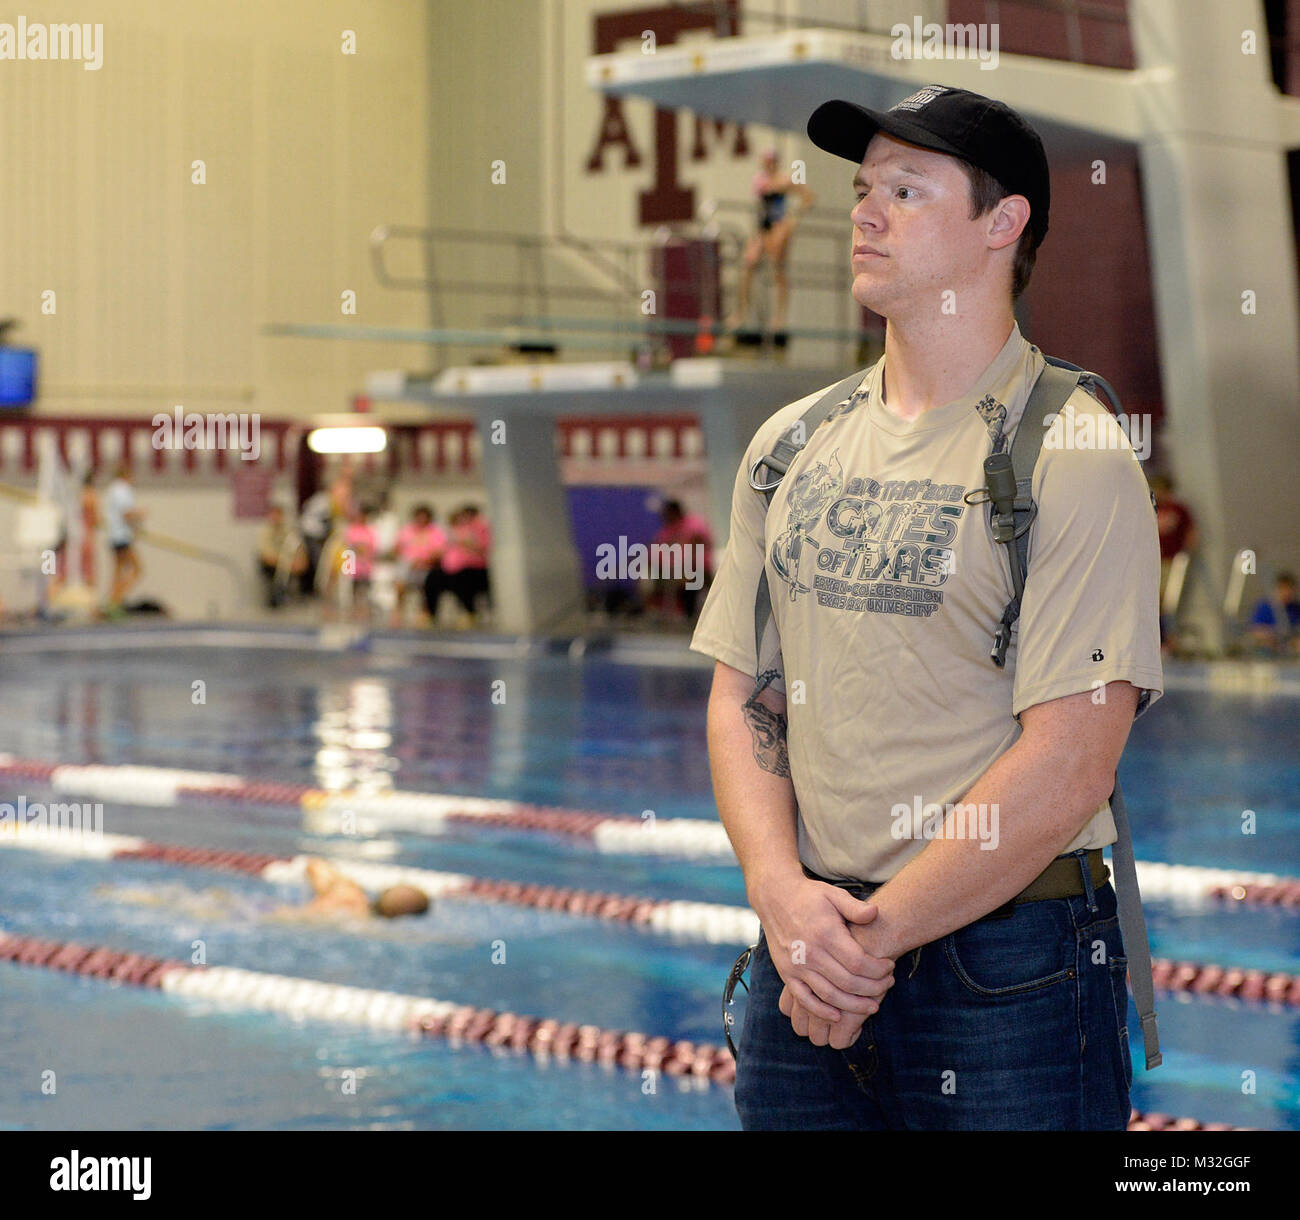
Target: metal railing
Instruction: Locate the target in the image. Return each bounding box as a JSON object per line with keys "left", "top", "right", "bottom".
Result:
{"left": 370, "top": 225, "right": 648, "bottom": 334}
{"left": 675, "top": 0, "right": 1128, "bottom": 36}
{"left": 368, "top": 200, "right": 872, "bottom": 367}
{"left": 668, "top": 0, "right": 1131, "bottom": 68}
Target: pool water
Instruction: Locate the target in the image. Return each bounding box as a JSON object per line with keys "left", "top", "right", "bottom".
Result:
{"left": 1, "top": 633, "right": 1297, "bottom": 1130}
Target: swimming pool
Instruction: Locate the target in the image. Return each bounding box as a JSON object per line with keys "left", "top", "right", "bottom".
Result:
{"left": 1, "top": 627, "right": 1297, "bottom": 1130}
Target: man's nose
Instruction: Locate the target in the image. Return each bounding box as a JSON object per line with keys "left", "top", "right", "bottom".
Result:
{"left": 852, "top": 197, "right": 884, "bottom": 231}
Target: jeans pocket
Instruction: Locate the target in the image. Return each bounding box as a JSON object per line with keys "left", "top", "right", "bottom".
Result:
{"left": 1108, "top": 954, "right": 1134, "bottom": 1092}
{"left": 943, "top": 900, "right": 1075, "bottom": 997}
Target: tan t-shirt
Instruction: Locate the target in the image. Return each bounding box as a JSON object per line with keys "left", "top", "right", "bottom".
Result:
{"left": 690, "top": 324, "right": 1164, "bottom": 882}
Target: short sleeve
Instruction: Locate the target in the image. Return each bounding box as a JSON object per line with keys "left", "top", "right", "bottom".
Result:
{"left": 1011, "top": 394, "right": 1164, "bottom": 718}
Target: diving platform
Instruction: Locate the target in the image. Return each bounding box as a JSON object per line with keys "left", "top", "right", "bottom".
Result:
{"left": 363, "top": 358, "right": 845, "bottom": 635}
{"left": 588, "top": 1, "right": 1300, "bottom": 652}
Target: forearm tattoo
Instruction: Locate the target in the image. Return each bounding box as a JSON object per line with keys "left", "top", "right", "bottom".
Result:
{"left": 743, "top": 668, "right": 790, "bottom": 777}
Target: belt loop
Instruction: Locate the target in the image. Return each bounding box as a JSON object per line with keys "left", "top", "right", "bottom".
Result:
{"left": 1077, "top": 849, "right": 1099, "bottom": 915}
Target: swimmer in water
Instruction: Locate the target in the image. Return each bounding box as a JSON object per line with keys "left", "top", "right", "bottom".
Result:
{"left": 725, "top": 147, "right": 815, "bottom": 341}
{"left": 283, "top": 856, "right": 431, "bottom": 921}
{"left": 97, "top": 860, "right": 429, "bottom": 927}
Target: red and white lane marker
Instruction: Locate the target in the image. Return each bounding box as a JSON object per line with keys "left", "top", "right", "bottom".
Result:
{"left": 3, "top": 753, "right": 1298, "bottom": 901}
{"left": 0, "top": 931, "right": 736, "bottom": 1083}
{"left": 1127, "top": 1111, "right": 1240, "bottom": 1132}
{"left": 0, "top": 931, "right": 1246, "bottom": 1128}
{"left": 0, "top": 753, "right": 735, "bottom": 857}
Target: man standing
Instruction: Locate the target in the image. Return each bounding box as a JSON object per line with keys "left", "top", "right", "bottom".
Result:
{"left": 104, "top": 462, "right": 145, "bottom": 614}
{"left": 691, "top": 85, "right": 1162, "bottom": 1130}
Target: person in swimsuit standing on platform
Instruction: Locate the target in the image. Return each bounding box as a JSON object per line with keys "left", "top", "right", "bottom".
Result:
{"left": 726, "top": 148, "right": 815, "bottom": 346}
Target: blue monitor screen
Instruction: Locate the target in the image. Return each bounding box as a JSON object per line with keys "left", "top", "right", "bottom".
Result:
{"left": 0, "top": 348, "right": 36, "bottom": 406}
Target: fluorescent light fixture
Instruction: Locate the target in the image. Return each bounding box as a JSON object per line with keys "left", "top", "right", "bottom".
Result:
{"left": 307, "top": 426, "right": 387, "bottom": 454}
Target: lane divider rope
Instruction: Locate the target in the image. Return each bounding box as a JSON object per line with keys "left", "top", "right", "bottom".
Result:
{"left": 0, "top": 930, "right": 736, "bottom": 1083}
{"left": 0, "top": 931, "right": 1244, "bottom": 1128}
{"left": 2, "top": 756, "right": 1297, "bottom": 900}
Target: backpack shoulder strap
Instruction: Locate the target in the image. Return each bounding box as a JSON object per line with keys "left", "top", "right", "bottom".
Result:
{"left": 982, "top": 359, "right": 1083, "bottom": 669}
{"left": 749, "top": 368, "right": 870, "bottom": 502}
{"left": 1001, "top": 354, "right": 1163, "bottom": 1071}
{"left": 1006, "top": 359, "right": 1088, "bottom": 599}
{"left": 750, "top": 367, "right": 870, "bottom": 663}
{"left": 1110, "top": 776, "right": 1163, "bottom": 1069}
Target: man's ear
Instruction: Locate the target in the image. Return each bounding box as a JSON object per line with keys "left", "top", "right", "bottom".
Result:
{"left": 988, "top": 195, "right": 1030, "bottom": 252}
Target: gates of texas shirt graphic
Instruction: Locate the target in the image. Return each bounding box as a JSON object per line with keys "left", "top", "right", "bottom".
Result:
{"left": 769, "top": 448, "right": 970, "bottom": 619}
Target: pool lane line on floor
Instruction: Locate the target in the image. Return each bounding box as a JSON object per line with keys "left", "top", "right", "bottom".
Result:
{"left": 0, "top": 930, "right": 1246, "bottom": 1130}
{"left": 5, "top": 824, "right": 1300, "bottom": 1008}
{"left": 2, "top": 754, "right": 1298, "bottom": 905}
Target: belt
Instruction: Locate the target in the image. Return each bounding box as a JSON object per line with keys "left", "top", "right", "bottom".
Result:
{"left": 803, "top": 848, "right": 1110, "bottom": 918}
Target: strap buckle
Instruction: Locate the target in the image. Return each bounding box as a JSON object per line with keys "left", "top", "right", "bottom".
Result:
{"left": 722, "top": 944, "right": 755, "bottom": 1059}
{"left": 1139, "top": 1014, "right": 1163, "bottom": 1070}
{"left": 990, "top": 602, "right": 1019, "bottom": 668}
{"left": 749, "top": 455, "right": 787, "bottom": 493}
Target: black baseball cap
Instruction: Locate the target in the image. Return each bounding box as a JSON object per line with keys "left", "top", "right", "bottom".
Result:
{"left": 807, "top": 84, "right": 1050, "bottom": 248}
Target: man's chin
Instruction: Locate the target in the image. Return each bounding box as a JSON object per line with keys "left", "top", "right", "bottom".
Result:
{"left": 851, "top": 279, "right": 892, "bottom": 317}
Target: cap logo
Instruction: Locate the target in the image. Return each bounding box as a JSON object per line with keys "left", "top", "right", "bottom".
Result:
{"left": 891, "top": 85, "right": 949, "bottom": 114}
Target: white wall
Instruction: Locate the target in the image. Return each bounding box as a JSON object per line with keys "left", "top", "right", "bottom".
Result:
{"left": 1, "top": 0, "right": 433, "bottom": 420}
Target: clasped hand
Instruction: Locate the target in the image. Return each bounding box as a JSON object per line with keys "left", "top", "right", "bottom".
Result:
{"left": 754, "top": 875, "right": 896, "bottom": 1050}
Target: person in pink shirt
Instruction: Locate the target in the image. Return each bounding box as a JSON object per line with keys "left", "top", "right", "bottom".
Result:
{"left": 393, "top": 504, "right": 446, "bottom": 627}
{"left": 428, "top": 505, "right": 491, "bottom": 626}
{"left": 651, "top": 499, "right": 714, "bottom": 620}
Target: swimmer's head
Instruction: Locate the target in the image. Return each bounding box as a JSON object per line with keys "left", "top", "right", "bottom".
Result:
{"left": 371, "top": 885, "right": 430, "bottom": 918}
{"left": 760, "top": 147, "right": 779, "bottom": 169}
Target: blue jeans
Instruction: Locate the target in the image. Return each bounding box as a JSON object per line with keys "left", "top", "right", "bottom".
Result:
{"left": 734, "top": 862, "right": 1133, "bottom": 1130}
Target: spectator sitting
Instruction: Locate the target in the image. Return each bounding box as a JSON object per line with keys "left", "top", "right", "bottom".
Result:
{"left": 395, "top": 504, "right": 445, "bottom": 627}
{"left": 256, "top": 503, "right": 306, "bottom": 608}
{"left": 1249, "top": 572, "right": 1300, "bottom": 655}
{"left": 649, "top": 498, "right": 715, "bottom": 620}
{"left": 429, "top": 505, "right": 491, "bottom": 628}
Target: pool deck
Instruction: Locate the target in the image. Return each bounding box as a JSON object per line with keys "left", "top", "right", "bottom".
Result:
{"left": 2, "top": 616, "right": 1299, "bottom": 693}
